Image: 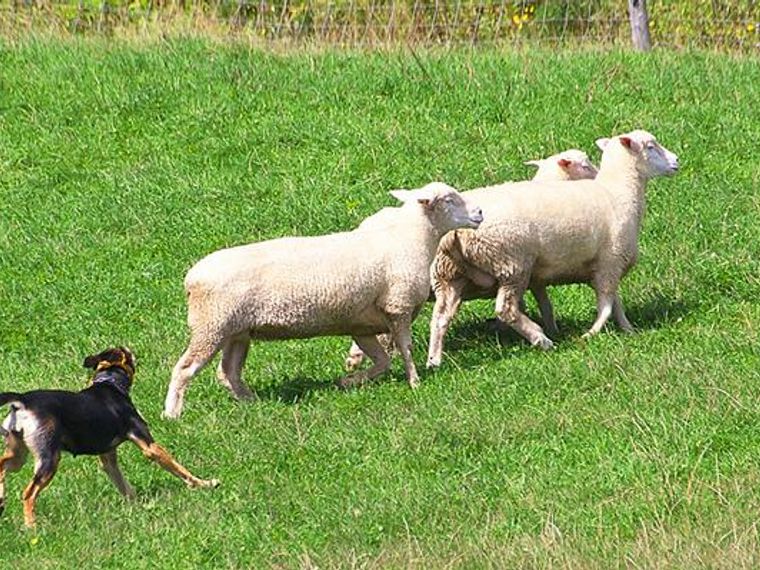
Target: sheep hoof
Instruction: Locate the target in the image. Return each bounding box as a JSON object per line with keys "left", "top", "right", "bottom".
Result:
{"left": 544, "top": 325, "right": 560, "bottom": 338}
{"left": 337, "top": 374, "right": 366, "bottom": 390}
{"left": 232, "top": 388, "right": 256, "bottom": 401}
{"left": 408, "top": 378, "right": 420, "bottom": 389}
{"left": 532, "top": 336, "right": 554, "bottom": 350}
{"left": 161, "top": 409, "right": 181, "bottom": 421}
{"left": 426, "top": 358, "right": 441, "bottom": 369}
{"left": 344, "top": 356, "right": 362, "bottom": 372}
{"left": 484, "top": 318, "right": 508, "bottom": 332}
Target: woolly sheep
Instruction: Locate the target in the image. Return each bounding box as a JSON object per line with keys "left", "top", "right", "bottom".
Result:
{"left": 426, "top": 129, "right": 679, "bottom": 368}
{"left": 344, "top": 148, "right": 598, "bottom": 372}
{"left": 524, "top": 148, "right": 598, "bottom": 181}
{"left": 356, "top": 149, "right": 597, "bottom": 234}
{"left": 162, "top": 182, "right": 483, "bottom": 418}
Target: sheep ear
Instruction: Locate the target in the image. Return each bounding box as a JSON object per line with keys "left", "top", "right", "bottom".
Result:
{"left": 619, "top": 136, "right": 641, "bottom": 152}
{"left": 557, "top": 158, "right": 572, "bottom": 169}
{"left": 389, "top": 189, "right": 413, "bottom": 203}
{"left": 390, "top": 189, "right": 435, "bottom": 206}
{"left": 595, "top": 138, "right": 610, "bottom": 151}
{"left": 524, "top": 159, "right": 541, "bottom": 168}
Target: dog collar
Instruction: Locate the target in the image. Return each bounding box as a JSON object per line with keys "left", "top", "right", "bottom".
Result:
{"left": 95, "top": 355, "right": 134, "bottom": 380}
{"left": 92, "top": 368, "right": 132, "bottom": 396}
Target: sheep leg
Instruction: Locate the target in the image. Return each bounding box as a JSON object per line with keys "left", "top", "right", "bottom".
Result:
{"left": 495, "top": 284, "right": 554, "bottom": 350}
{"left": 164, "top": 334, "right": 225, "bottom": 420}
{"left": 344, "top": 341, "right": 365, "bottom": 372}
{"left": 337, "top": 335, "right": 391, "bottom": 388}
{"left": 345, "top": 333, "right": 393, "bottom": 372}
{"left": 531, "top": 284, "right": 559, "bottom": 337}
{"left": 583, "top": 289, "right": 615, "bottom": 338}
{"left": 427, "top": 278, "right": 466, "bottom": 368}
{"left": 216, "top": 335, "right": 255, "bottom": 400}
{"left": 388, "top": 315, "right": 420, "bottom": 388}
{"left": 613, "top": 294, "right": 635, "bottom": 333}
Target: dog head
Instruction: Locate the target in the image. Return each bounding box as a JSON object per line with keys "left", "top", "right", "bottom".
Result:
{"left": 83, "top": 347, "right": 136, "bottom": 390}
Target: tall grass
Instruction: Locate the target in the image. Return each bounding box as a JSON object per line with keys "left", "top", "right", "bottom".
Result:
{"left": 1, "top": 1, "right": 758, "bottom": 50}
{"left": 0, "top": 40, "right": 759, "bottom": 567}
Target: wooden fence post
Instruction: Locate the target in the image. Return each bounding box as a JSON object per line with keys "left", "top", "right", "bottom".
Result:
{"left": 628, "top": 0, "right": 652, "bottom": 51}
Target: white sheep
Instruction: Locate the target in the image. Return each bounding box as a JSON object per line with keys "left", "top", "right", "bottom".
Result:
{"left": 524, "top": 148, "right": 598, "bottom": 181}
{"left": 344, "top": 148, "right": 598, "bottom": 372}
{"left": 356, "top": 149, "right": 597, "bottom": 235}
{"left": 426, "top": 130, "right": 679, "bottom": 368}
{"left": 163, "top": 182, "right": 483, "bottom": 418}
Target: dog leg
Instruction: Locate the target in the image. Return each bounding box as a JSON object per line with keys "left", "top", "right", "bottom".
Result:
{"left": 0, "top": 433, "right": 28, "bottom": 518}
{"left": 22, "top": 451, "right": 60, "bottom": 528}
{"left": 99, "top": 450, "right": 135, "bottom": 499}
{"left": 129, "top": 434, "right": 219, "bottom": 489}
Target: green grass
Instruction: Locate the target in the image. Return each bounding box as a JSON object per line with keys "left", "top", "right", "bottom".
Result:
{"left": 0, "top": 39, "right": 759, "bottom": 568}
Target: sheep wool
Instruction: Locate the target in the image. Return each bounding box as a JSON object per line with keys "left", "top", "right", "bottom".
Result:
{"left": 427, "top": 130, "right": 679, "bottom": 368}
{"left": 163, "top": 182, "right": 483, "bottom": 419}
{"left": 345, "top": 148, "right": 598, "bottom": 372}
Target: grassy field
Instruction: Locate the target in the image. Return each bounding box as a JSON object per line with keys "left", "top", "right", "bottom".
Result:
{"left": 0, "top": 39, "right": 759, "bottom": 568}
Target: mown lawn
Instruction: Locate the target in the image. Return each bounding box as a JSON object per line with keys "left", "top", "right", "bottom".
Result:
{"left": 0, "top": 39, "right": 759, "bottom": 568}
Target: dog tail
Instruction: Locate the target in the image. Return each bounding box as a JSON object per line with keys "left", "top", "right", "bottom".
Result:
{"left": 0, "top": 393, "right": 24, "bottom": 441}
{"left": 0, "top": 392, "right": 23, "bottom": 408}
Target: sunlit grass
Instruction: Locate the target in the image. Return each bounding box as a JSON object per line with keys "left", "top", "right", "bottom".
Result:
{"left": 0, "top": 40, "right": 759, "bottom": 567}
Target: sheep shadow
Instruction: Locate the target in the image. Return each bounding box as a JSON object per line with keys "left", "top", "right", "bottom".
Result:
{"left": 623, "top": 294, "right": 690, "bottom": 332}
{"left": 251, "top": 376, "right": 336, "bottom": 405}
{"left": 240, "top": 294, "right": 690, "bottom": 403}
{"left": 444, "top": 293, "right": 691, "bottom": 354}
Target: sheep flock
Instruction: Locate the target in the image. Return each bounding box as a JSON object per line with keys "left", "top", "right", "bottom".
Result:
{"left": 164, "top": 130, "right": 678, "bottom": 419}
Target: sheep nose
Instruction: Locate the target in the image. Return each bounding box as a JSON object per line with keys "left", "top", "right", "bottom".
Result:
{"left": 471, "top": 208, "right": 484, "bottom": 224}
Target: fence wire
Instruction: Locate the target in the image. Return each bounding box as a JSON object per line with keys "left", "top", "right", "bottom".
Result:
{"left": 1, "top": 1, "right": 758, "bottom": 52}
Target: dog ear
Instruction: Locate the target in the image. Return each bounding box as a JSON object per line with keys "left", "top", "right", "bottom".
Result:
{"left": 119, "top": 346, "right": 136, "bottom": 370}
{"left": 83, "top": 353, "right": 102, "bottom": 369}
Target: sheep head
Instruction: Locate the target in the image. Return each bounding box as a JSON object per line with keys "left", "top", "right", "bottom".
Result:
{"left": 390, "top": 182, "right": 483, "bottom": 232}
{"left": 526, "top": 149, "right": 598, "bottom": 181}
{"left": 596, "top": 130, "right": 679, "bottom": 180}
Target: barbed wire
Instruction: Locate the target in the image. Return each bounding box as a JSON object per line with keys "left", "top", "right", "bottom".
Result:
{"left": 1, "top": 1, "right": 758, "bottom": 52}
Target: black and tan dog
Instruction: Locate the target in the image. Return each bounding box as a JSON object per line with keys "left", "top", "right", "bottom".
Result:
{"left": 0, "top": 347, "right": 218, "bottom": 527}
